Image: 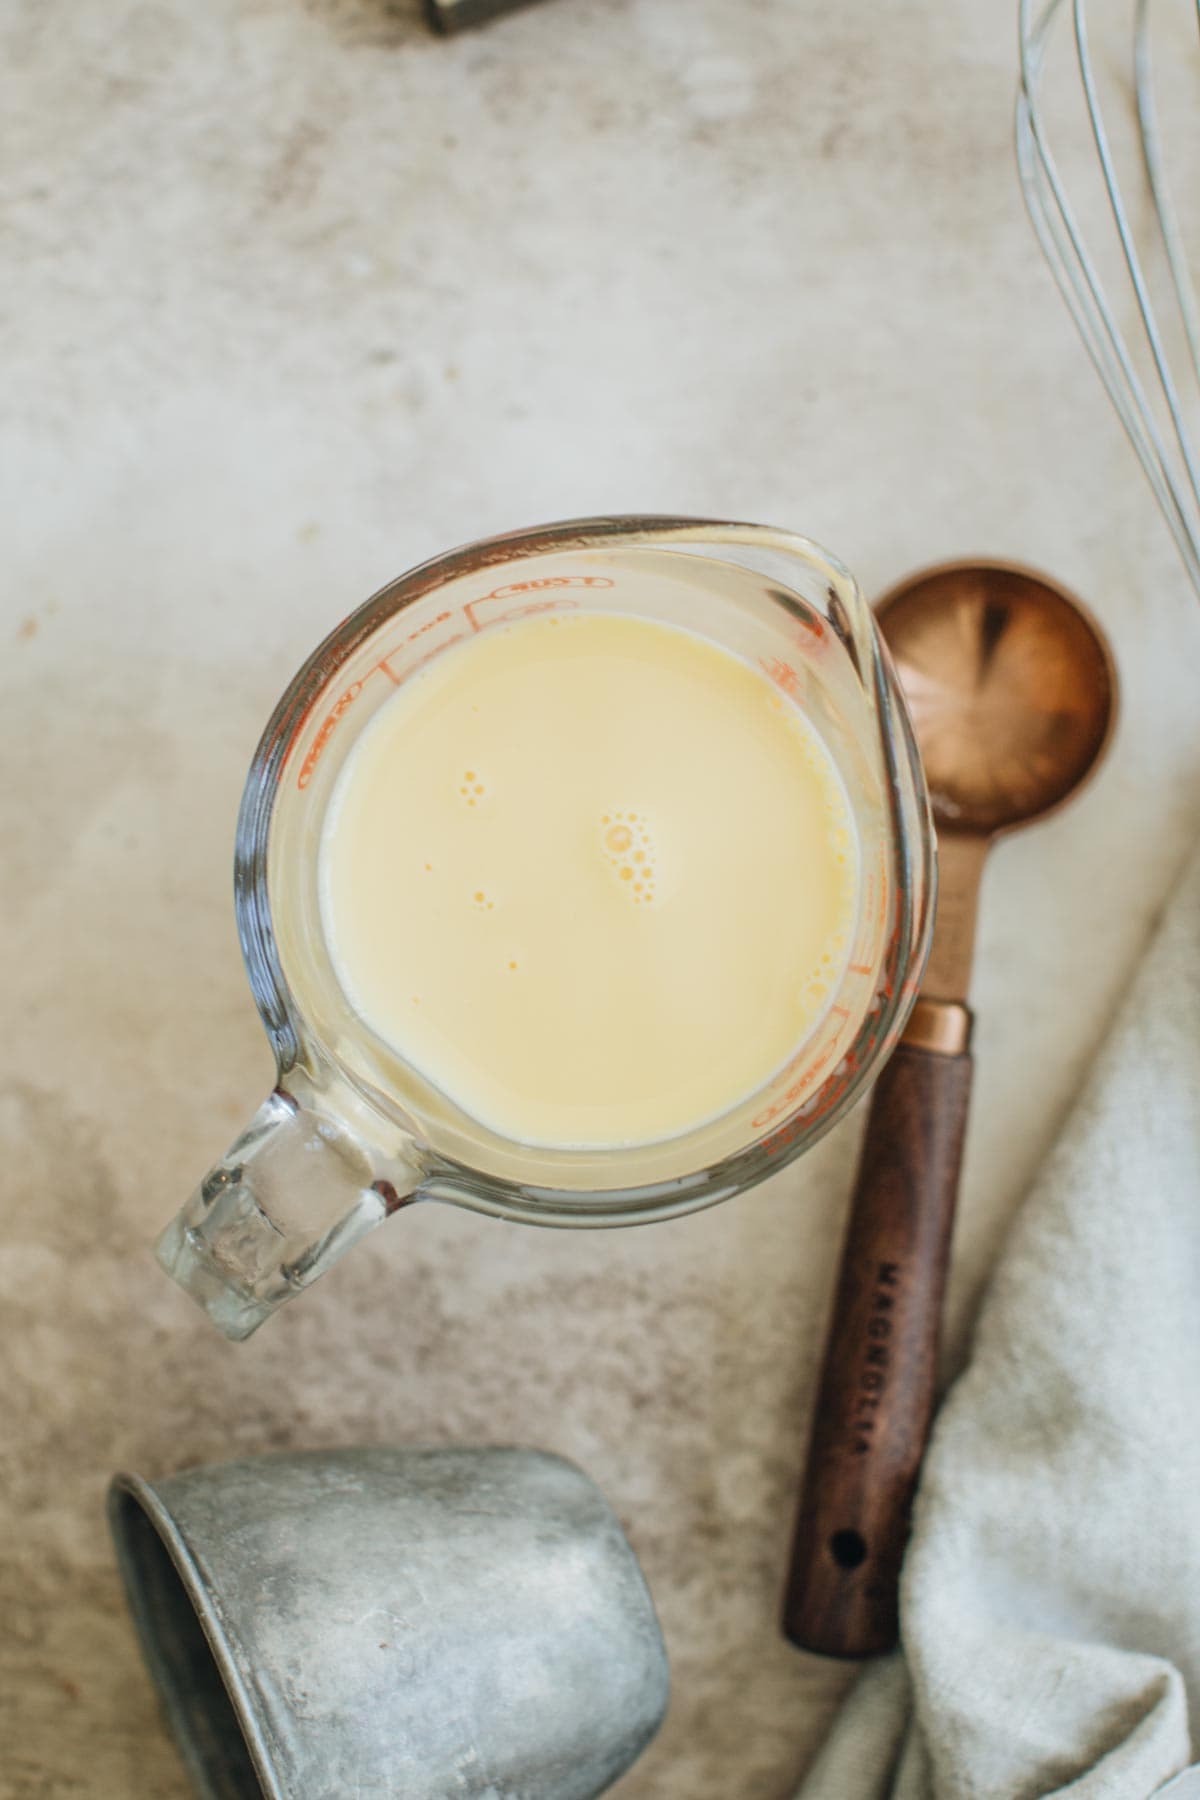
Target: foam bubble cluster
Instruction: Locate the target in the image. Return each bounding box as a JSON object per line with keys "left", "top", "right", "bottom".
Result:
{"left": 601, "top": 811, "right": 656, "bottom": 904}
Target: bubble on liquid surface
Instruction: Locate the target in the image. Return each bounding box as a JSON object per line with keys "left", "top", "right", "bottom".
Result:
{"left": 460, "top": 769, "right": 486, "bottom": 808}
{"left": 602, "top": 812, "right": 657, "bottom": 903}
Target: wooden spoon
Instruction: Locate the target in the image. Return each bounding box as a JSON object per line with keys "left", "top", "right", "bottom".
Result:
{"left": 782, "top": 560, "right": 1117, "bottom": 1659}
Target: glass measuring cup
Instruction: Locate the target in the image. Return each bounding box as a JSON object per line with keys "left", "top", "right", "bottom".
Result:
{"left": 158, "top": 518, "right": 935, "bottom": 1339}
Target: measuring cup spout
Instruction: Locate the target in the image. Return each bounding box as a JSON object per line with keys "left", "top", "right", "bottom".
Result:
{"left": 155, "top": 1072, "right": 422, "bottom": 1340}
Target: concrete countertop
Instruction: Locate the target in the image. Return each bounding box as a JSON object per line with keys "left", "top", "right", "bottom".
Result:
{"left": 4, "top": 1, "right": 1199, "bottom": 1794}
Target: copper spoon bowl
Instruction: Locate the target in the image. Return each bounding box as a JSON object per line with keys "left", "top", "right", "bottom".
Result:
{"left": 883, "top": 559, "right": 1116, "bottom": 834}
{"left": 783, "top": 561, "right": 1116, "bottom": 1659}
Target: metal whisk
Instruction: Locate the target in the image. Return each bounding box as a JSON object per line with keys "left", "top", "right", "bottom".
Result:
{"left": 1017, "top": 0, "right": 1200, "bottom": 597}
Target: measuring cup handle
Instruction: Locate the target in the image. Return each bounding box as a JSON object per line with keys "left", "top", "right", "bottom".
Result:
{"left": 155, "top": 1078, "right": 421, "bottom": 1341}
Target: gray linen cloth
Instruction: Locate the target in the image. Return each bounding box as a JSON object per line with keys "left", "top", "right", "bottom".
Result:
{"left": 798, "top": 838, "right": 1200, "bottom": 1800}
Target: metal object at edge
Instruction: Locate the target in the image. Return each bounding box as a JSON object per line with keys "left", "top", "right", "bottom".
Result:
{"left": 425, "top": 0, "right": 550, "bottom": 34}
{"left": 108, "top": 1445, "right": 669, "bottom": 1800}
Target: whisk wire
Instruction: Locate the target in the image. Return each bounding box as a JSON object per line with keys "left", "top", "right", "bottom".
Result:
{"left": 1016, "top": 0, "right": 1200, "bottom": 597}
{"left": 1018, "top": 2, "right": 1189, "bottom": 544}
{"left": 1134, "top": 0, "right": 1200, "bottom": 390}
{"left": 1076, "top": 0, "right": 1200, "bottom": 516}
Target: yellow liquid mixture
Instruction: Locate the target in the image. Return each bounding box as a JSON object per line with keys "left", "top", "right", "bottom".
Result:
{"left": 319, "top": 611, "right": 858, "bottom": 1148}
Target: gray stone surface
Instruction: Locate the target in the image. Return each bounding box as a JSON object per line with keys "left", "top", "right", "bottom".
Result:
{"left": 3, "top": 2, "right": 1199, "bottom": 1796}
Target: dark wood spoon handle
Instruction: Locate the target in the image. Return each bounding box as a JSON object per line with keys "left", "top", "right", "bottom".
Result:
{"left": 782, "top": 1030, "right": 973, "bottom": 1658}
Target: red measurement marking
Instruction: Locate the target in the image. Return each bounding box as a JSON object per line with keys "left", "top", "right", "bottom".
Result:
{"left": 760, "top": 655, "right": 802, "bottom": 697}
{"left": 295, "top": 609, "right": 459, "bottom": 788}
{"left": 848, "top": 963, "right": 873, "bottom": 977}
{"left": 473, "top": 575, "right": 614, "bottom": 606}
{"left": 296, "top": 683, "right": 364, "bottom": 788}
{"left": 294, "top": 576, "right": 615, "bottom": 789}
{"left": 831, "top": 1004, "right": 851, "bottom": 1020}
{"left": 760, "top": 1038, "right": 858, "bottom": 1153}
{"left": 751, "top": 1035, "right": 839, "bottom": 1132}
{"left": 463, "top": 576, "right": 611, "bottom": 635}
{"left": 465, "top": 595, "right": 580, "bottom": 632}
{"left": 761, "top": 1116, "right": 804, "bottom": 1156}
